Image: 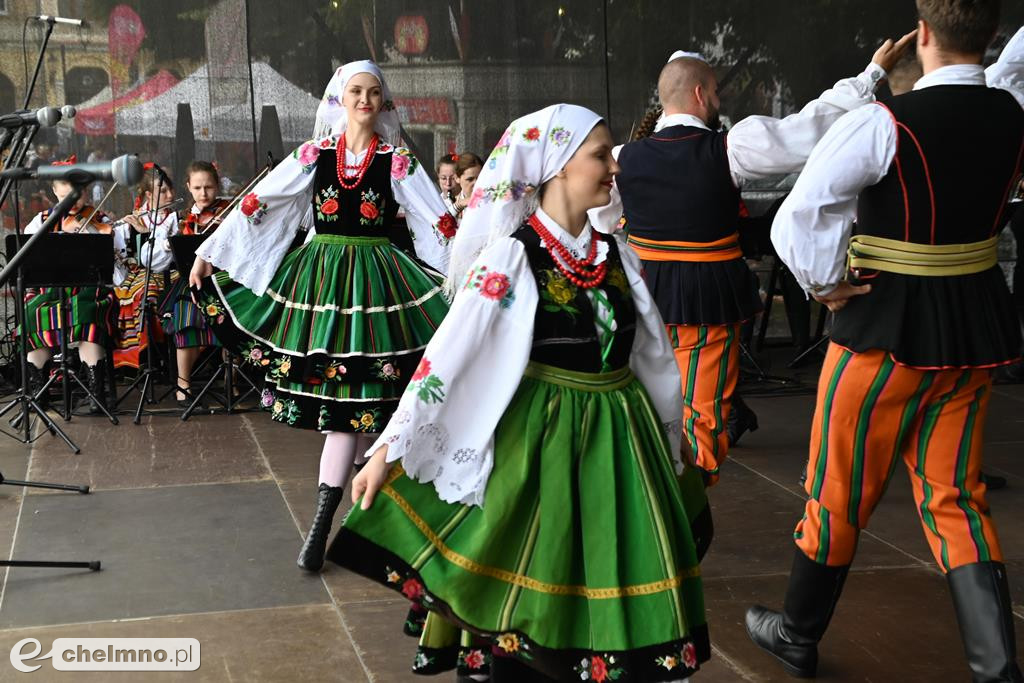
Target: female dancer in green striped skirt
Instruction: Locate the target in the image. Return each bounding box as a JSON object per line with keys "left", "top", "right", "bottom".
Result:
{"left": 330, "top": 105, "right": 710, "bottom": 682}
{"left": 189, "top": 61, "right": 455, "bottom": 572}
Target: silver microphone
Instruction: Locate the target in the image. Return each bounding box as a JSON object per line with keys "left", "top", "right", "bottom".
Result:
{"left": 0, "top": 107, "right": 61, "bottom": 129}
{"left": 60, "top": 105, "right": 76, "bottom": 120}
{"left": 1, "top": 154, "right": 143, "bottom": 186}
{"left": 32, "top": 15, "right": 87, "bottom": 27}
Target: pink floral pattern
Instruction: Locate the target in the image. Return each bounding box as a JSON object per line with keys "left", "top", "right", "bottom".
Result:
{"left": 391, "top": 148, "right": 418, "bottom": 180}
{"left": 463, "top": 265, "right": 515, "bottom": 309}
{"left": 294, "top": 141, "right": 321, "bottom": 173}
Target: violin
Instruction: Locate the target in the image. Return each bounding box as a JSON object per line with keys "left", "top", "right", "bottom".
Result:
{"left": 181, "top": 198, "right": 231, "bottom": 235}
{"left": 57, "top": 205, "right": 112, "bottom": 234}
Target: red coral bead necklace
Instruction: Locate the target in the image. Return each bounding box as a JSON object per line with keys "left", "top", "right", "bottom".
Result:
{"left": 336, "top": 133, "right": 379, "bottom": 190}
{"left": 528, "top": 213, "right": 607, "bottom": 288}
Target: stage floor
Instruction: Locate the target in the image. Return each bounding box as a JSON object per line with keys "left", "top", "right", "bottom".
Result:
{"left": 0, "top": 375, "right": 1019, "bottom": 682}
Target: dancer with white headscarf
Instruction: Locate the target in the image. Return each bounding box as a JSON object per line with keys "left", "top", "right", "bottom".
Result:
{"left": 328, "top": 104, "right": 709, "bottom": 682}
{"left": 189, "top": 61, "right": 456, "bottom": 572}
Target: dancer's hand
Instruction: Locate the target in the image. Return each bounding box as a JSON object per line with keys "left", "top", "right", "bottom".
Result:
{"left": 189, "top": 257, "right": 213, "bottom": 289}
{"left": 352, "top": 445, "right": 391, "bottom": 510}
{"left": 812, "top": 281, "right": 871, "bottom": 312}
{"left": 871, "top": 29, "right": 918, "bottom": 74}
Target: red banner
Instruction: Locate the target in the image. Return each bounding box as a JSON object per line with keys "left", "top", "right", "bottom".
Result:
{"left": 108, "top": 5, "right": 146, "bottom": 96}
{"left": 394, "top": 98, "right": 453, "bottom": 125}
{"left": 395, "top": 15, "right": 429, "bottom": 55}
{"left": 75, "top": 71, "right": 178, "bottom": 136}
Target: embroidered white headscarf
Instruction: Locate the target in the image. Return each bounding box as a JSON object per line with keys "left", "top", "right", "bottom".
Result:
{"left": 313, "top": 60, "right": 402, "bottom": 145}
{"left": 448, "top": 103, "right": 621, "bottom": 290}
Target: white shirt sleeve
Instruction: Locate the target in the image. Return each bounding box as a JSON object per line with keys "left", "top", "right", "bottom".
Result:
{"left": 619, "top": 235, "right": 687, "bottom": 473}
{"left": 987, "top": 26, "right": 1024, "bottom": 109}
{"left": 23, "top": 213, "right": 44, "bottom": 234}
{"left": 390, "top": 147, "right": 454, "bottom": 274}
{"left": 196, "top": 138, "right": 321, "bottom": 295}
{"left": 368, "top": 237, "right": 536, "bottom": 507}
{"left": 726, "top": 63, "right": 887, "bottom": 184}
{"left": 770, "top": 104, "right": 897, "bottom": 295}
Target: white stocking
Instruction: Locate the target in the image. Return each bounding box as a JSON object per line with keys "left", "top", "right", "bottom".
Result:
{"left": 27, "top": 348, "right": 52, "bottom": 369}
{"left": 78, "top": 342, "right": 106, "bottom": 367}
{"left": 318, "top": 432, "right": 359, "bottom": 489}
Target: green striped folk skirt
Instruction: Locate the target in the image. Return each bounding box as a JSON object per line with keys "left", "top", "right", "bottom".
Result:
{"left": 198, "top": 234, "right": 449, "bottom": 432}
{"left": 331, "top": 362, "right": 710, "bottom": 681}
{"left": 159, "top": 277, "right": 219, "bottom": 349}
{"left": 22, "top": 286, "right": 117, "bottom": 351}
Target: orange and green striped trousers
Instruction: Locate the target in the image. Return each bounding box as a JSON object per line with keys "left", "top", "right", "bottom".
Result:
{"left": 667, "top": 323, "right": 741, "bottom": 485}
{"left": 796, "top": 343, "right": 1003, "bottom": 572}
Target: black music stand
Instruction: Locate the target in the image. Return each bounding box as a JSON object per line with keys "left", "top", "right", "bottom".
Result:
{"left": 4, "top": 234, "right": 118, "bottom": 427}
{"left": 165, "top": 235, "right": 259, "bottom": 420}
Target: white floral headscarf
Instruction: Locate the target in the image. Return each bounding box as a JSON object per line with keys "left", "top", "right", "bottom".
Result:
{"left": 313, "top": 60, "right": 401, "bottom": 145}
{"left": 448, "top": 103, "right": 620, "bottom": 289}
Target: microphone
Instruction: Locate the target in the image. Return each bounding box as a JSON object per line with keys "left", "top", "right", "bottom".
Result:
{"left": 1, "top": 155, "right": 143, "bottom": 186}
{"left": 0, "top": 107, "right": 61, "bottom": 129}
{"left": 31, "top": 15, "right": 87, "bottom": 27}
{"left": 61, "top": 105, "right": 76, "bottom": 120}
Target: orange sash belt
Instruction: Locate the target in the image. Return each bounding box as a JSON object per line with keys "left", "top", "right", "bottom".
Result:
{"left": 626, "top": 233, "right": 743, "bottom": 262}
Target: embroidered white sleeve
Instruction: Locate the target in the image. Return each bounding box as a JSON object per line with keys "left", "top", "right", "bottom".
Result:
{"left": 366, "top": 237, "right": 536, "bottom": 506}
{"left": 196, "top": 138, "right": 323, "bottom": 295}
{"left": 619, "top": 235, "right": 687, "bottom": 474}
{"left": 727, "top": 62, "right": 886, "bottom": 184}
{"left": 390, "top": 147, "right": 453, "bottom": 274}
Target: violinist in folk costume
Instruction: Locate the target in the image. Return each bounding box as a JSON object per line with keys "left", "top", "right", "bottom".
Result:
{"left": 112, "top": 164, "right": 180, "bottom": 370}
{"left": 158, "top": 161, "right": 229, "bottom": 406}
{"left": 21, "top": 155, "right": 119, "bottom": 415}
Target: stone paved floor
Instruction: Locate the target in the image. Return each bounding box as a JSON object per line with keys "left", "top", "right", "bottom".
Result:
{"left": 0, "top": 371, "right": 1019, "bottom": 682}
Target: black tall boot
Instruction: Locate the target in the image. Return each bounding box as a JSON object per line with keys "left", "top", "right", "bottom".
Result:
{"left": 297, "top": 483, "right": 344, "bottom": 572}
{"left": 74, "top": 363, "right": 106, "bottom": 415}
{"left": 26, "top": 361, "right": 51, "bottom": 408}
{"left": 947, "top": 562, "right": 1023, "bottom": 682}
{"left": 727, "top": 392, "right": 759, "bottom": 447}
{"left": 745, "top": 549, "right": 850, "bottom": 678}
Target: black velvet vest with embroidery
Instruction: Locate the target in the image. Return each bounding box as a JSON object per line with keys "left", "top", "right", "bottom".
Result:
{"left": 312, "top": 149, "right": 398, "bottom": 237}
{"left": 512, "top": 225, "right": 636, "bottom": 373}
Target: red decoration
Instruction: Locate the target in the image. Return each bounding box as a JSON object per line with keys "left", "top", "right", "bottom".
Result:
{"left": 395, "top": 15, "right": 429, "bottom": 55}
{"left": 359, "top": 201, "right": 378, "bottom": 220}
{"left": 320, "top": 199, "right": 339, "bottom": 216}
{"left": 336, "top": 133, "right": 379, "bottom": 190}
{"left": 528, "top": 213, "right": 607, "bottom": 288}
{"left": 437, "top": 213, "right": 457, "bottom": 239}
{"left": 240, "top": 193, "right": 261, "bottom": 216}
{"left": 411, "top": 358, "right": 431, "bottom": 382}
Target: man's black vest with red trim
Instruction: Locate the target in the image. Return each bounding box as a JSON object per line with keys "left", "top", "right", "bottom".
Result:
{"left": 832, "top": 85, "right": 1024, "bottom": 368}
{"left": 615, "top": 125, "right": 760, "bottom": 326}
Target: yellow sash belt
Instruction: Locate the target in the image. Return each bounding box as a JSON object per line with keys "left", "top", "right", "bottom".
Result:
{"left": 848, "top": 234, "right": 998, "bottom": 277}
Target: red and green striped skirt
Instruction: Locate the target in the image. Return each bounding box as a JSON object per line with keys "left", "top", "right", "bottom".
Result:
{"left": 112, "top": 267, "right": 168, "bottom": 369}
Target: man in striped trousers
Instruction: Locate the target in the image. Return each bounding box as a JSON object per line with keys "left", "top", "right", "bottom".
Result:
{"left": 747, "top": 2, "right": 1024, "bottom": 679}
{"left": 614, "top": 40, "right": 904, "bottom": 491}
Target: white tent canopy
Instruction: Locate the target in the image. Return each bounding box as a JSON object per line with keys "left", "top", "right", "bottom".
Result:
{"left": 114, "top": 62, "right": 319, "bottom": 144}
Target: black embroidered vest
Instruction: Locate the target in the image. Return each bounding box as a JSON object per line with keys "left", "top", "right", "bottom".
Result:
{"left": 512, "top": 225, "right": 636, "bottom": 373}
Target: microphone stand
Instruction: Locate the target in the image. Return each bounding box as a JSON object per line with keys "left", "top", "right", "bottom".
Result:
{"left": 23, "top": 18, "right": 57, "bottom": 110}
{"left": 114, "top": 178, "right": 166, "bottom": 423}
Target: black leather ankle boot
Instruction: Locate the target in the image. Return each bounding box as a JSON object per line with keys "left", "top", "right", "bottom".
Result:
{"left": 948, "top": 562, "right": 1023, "bottom": 682}
{"left": 746, "top": 549, "right": 850, "bottom": 678}
{"left": 27, "top": 361, "right": 51, "bottom": 408}
{"left": 75, "top": 363, "right": 106, "bottom": 415}
{"left": 727, "top": 392, "right": 759, "bottom": 447}
{"left": 297, "top": 483, "right": 344, "bottom": 572}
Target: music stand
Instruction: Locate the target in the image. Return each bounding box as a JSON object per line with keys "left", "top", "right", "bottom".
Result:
{"left": 4, "top": 234, "right": 118, "bottom": 427}
{"left": 165, "top": 235, "right": 259, "bottom": 420}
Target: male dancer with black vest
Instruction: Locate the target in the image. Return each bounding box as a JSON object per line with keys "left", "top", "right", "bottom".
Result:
{"left": 614, "top": 36, "right": 913, "bottom": 487}
{"left": 747, "top": 2, "right": 1024, "bottom": 679}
